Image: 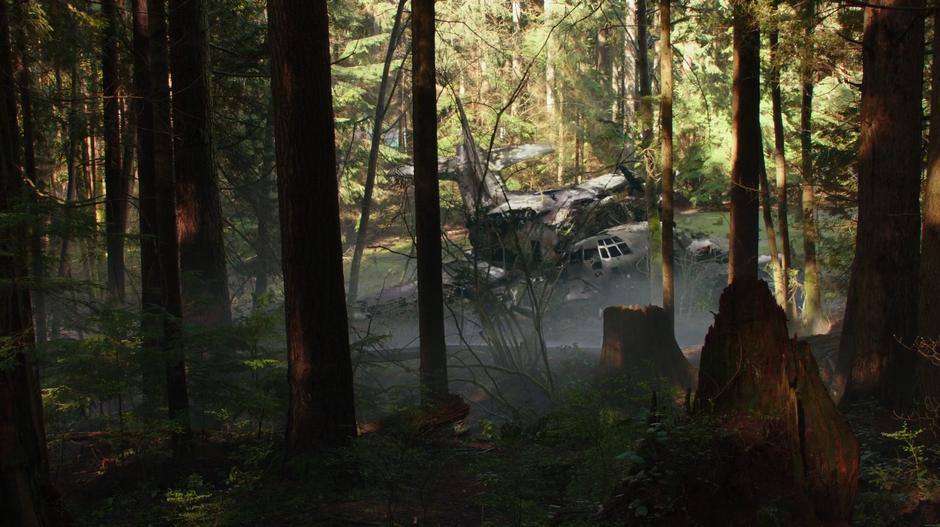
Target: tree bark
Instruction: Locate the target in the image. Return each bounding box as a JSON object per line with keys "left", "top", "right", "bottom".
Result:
{"left": 759, "top": 158, "right": 786, "bottom": 314}
{"left": 544, "top": 0, "right": 555, "bottom": 115}
{"left": 268, "top": 0, "right": 357, "bottom": 453}
{"left": 920, "top": 5, "right": 940, "bottom": 386}
{"left": 0, "top": 1, "right": 55, "bottom": 522}
{"left": 728, "top": 0, "right": 761, "bottom": 283}
{"left": 103, "top": 0, "right": 129, "bottom": 304}
{"left": 799, "top": 0, "right": 823, "bottom": 333}
{"left": 169, "top": 0, "right": 231, "bottom": 327}
{"left": 347, "top": 0, "right": 407, "bottom": 303}
{"left": 58, "top": 67, "right": 80, "bottom": 279}
{"left": 694, "top": 279, "right": 858, "bottom": 524}
{"left": 12, "top": 0, "right": 46, "bottom": 344}
{"left": 660, "top": 0, "right": 674, "bottom": 329}
{"left": 149, "top": 0, "right": 191, "bottom": 450}
{"left": 636, "top": 0, "right": 660, "bottom": 303}
{"left": 597, "top": 305, "right": 694, "bottom": 392}
{"left": 132, "top": 0, "right": 165, "bottom": 416}
{"left": 834, "top": 0, "right": 924, "bottom": 411}
{"left": 412, "top": 0, "right": 449, "bottom": 406}
{"left": 769, "top": 0, "right": 792, "bottom": 316}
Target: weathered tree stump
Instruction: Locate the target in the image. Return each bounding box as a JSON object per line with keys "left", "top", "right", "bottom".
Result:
{"left": 600, "top": 280, "right": 859, "bottom": 526}
{"left": 597, "top": 304, "right": 696, "bottom": 393}
{"left": 695, "top": 278, "right": 859, "bottom": 524}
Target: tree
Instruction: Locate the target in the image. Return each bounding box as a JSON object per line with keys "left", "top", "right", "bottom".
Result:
{"left": 636, "top": 0, "right": 660, "bottom": 302}
{"left": 544, "top": 0, "right": 555, "bottom": 116}
{"left": 267, "top": 0, "right": 357, "bottom": 452}
{"left": 132, "top": 0, "right": 165, "bottom": 414}
{"left": 768, "top": 0, "right": 792, "bottom": 315}
{"left": 660, "top": 0, "right": 674, "bottom": 328}
{"left": 834, "top": 0, "right": 924, "bottom": 411}
{"left": 346, "top": 0, "right": 408, "bottom": 304}
{"left": 169, "top": 0, "right": 231, "bottom": 326}
{"left": 412, "top": 0, "right": 449, "bottom": 406}
{"left": 12, "top": 0, "right": 46, "bottom": 344}
{"left": 920, "top": 5, "right": 940, "bottom": 363}
{"left": 102, "top": 0, "right": 129, "bottom": 304}
{"left": 727, "top": 0, "right": 761, "bottom": 283}
{"left": 799, "top": 0, "right": 824, "bottom": 333}
{"left": 759, "top": 158, "right": 785, "bottom": 313}
{"left": 0, "top": 0, "right": 54, "bottom": 522}
{"left": 149, "top": 0, "right": 191, "bottom": 448}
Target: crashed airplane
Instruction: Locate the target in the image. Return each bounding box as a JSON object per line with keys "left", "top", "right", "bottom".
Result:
{"left": 356, "top": 106, "right": 726, "bottom": 317}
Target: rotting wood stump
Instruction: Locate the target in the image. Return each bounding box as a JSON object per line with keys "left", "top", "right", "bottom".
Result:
{"left": 597, "top": 304, "right": 696, "bottom": 393}
{"left": 695, "top": 278, "right": 859, "bottom": 525}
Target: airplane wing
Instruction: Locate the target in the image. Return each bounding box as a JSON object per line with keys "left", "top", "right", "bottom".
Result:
{"left": 387, "top": 156, "right": 464, "bottom": 181}
{"left": 488, "top": 144, "right": 555, "bottom": 172}
{"left": 576, "top": 173, "right": 629, "bottom": 195}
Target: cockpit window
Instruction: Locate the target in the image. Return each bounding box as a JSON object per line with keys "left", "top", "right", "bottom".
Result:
{"left": 617, "top": 242, "right": 630, "bottom": 255}
{"left": 599, "top": 247, "right": 610, "bottom": 259}
{"left": 608, "top": 245, "right": 622, "bottom": 257}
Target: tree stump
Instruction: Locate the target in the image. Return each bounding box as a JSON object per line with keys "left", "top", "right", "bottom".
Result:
{"left": 597, "top": 305, "right": 696, "bottom": 393}
{"left": 695, "top": 278, "right": 859, "bottom": 524}
{"left": 600, "top": 281, "right": 859, "bottom": 525}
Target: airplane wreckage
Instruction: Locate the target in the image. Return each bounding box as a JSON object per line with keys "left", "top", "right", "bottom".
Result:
{"left": 353, "top": 109, "right": 727, "bottom": 318}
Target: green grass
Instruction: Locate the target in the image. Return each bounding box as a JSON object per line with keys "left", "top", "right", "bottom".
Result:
{"left": 344, "top": 243, "right": 414, "bottom": 298}
{"left": 676, "top": 210, "right": 807, "bottom": 260}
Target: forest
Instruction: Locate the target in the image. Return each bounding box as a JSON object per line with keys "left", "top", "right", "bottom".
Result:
{"left": 2, "top": 0, "right": 939, "bottom": 525}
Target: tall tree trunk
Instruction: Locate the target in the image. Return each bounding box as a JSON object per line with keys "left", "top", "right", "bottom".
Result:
{"left": 544, "top": 0, "right": 555, "bottom": 115}
{"left": 769, "top": 0, "right": 792, "bottom": 316}
{"left": 132, "top": 0, "right": 165, "bottom": 416}
{"left": 169, "top": 0, "right": 230, "bottom": 327}
{"left": 103, "top": 0, "right": 128, "bottom": 304}
{"left": 637, "top": 0, "right": 660, "bottom": 302}
{"left": 660, "top": 0, "right": 674, "bottom": 330}
{"left": 268, "top": 0, "right": 357, "bottom": 453}
{"left": 412, "top": 0, "right": 449, "bottom": 406}
{"left": 149, "top": 0, "right": 191, "bottom": 451}
{"left": 922, "top": 5, "right": 940, "bottom": 365}
{"left": 759, "top": 158, "right": 785, "bottom": 310}
{"left": 799, "top": 0, "right": 823, "bottom": 332}
{"left": 511, "top": 0, "right": 522, "bottom": 116}
{"left": 13, "top": 0, "right": 46, "bottom": 345}
{"left": 0, "top": 1, "right": 54, "bottom": 522}
{"left": 834, "top": 0, "right": 924, "bottom": 411}
{"left": 597, "top": 27, "right": 611, "bottom": 121}
{"left": 621, "top": 0, "right": 636, "bottom": 129}
{"left": 347, "top": 0, "right": 407, "bottom": 303}
{"left": 58, "top": 67, "right": 80, "bottom": 279}
{"left": 728, "top": 0, "right": 761, "bottom": 283}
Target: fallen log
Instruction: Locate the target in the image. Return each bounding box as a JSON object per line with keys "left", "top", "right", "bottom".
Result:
{"left": 358, "top": 394, "right": 469, "bottom": 437}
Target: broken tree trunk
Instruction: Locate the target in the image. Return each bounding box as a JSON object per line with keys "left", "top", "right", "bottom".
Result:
{"left": 695, "top": 278, "right": 858, "bottom": 524}
{"left": 597, "top": 305, "right": 695, "bottom": 393}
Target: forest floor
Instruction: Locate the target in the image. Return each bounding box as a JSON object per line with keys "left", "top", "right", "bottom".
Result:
{"left": 52, "top": 342, "right": 940, "bottom": 526}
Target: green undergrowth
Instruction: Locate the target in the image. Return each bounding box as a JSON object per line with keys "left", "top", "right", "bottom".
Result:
{"left": 849, "top": 400, "right": 940, "bottom": 527}
{"left": 60, "top": 380, "right": 940, "bottom": 526}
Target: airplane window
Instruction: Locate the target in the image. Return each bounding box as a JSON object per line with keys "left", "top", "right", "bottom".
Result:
{"left": 618, "top": 243, "right": 631, "bottom": 254}
{"left": 584, "top": 248, "right": 598, "bottom": 260}
{"left": 608, "top": 245, "right": 622, "bottom": 257}
{"left": 600, "top": 247, "right": 610, "bottom": 259}
{"left": 603, "top": 238, "right": 614, "bottom": 246}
